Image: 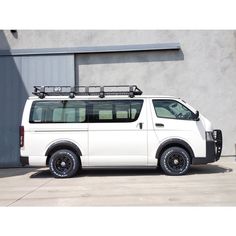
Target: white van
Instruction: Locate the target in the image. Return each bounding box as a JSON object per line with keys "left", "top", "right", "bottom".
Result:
{"left": 20, "top": 85, "right": 222, "bottom": 178}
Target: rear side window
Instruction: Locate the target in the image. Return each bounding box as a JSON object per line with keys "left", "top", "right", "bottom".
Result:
{"left": 88, "top": 100, "right": 143, "bottom": 123}
{"left": 152, "top": 100, "right": 195, "bottom": 120}
{"left": 30, "top": 100, "right": 86, "bottom": 123}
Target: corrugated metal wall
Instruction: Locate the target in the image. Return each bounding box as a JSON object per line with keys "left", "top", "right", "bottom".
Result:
{"left": 0, "top": 55, "right": 75, "bottom": 167}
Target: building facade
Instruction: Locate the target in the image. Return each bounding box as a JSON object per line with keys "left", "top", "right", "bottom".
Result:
{"left": 0, "top": 30, "right": 235, "bottom": 167}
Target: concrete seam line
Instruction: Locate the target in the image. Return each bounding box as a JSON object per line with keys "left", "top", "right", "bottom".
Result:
{"left": 7, "top": 179, "right": 53, "bottom": 207}
{"left": 221, "top": 155, "right": 236, "bottom": 157}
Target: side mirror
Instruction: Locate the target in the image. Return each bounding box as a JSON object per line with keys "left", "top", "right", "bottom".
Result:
{"left": 194, "top": 110, "right": 200, "bottom": 121}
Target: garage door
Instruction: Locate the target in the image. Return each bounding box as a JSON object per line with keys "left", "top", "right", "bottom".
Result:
{"left": 0, "top": 55, "right": 74, "bottom": 167}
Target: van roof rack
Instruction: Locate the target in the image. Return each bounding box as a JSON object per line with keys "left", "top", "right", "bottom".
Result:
{"left": 32, "top": 85, "right": 143, "bottom": 99}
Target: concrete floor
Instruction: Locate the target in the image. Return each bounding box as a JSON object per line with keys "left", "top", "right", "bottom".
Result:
{"left": 0, "top": 157, "right": 235, "bottom": 206}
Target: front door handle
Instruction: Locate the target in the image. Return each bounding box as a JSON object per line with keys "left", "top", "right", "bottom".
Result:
{"left": 155, "top": 123, "right": 164, "bottom": 127}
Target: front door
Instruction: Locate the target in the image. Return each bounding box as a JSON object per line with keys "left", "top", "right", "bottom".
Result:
{"left": 88, "top": 99, "right": 147, "bottom": 166}
{"left": 150, "top": 99, "right": 206, "bottom": 159}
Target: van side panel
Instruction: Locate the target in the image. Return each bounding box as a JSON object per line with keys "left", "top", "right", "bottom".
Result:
{"left": 88, "top": 99, "right": 148, "bottom": 166}
{"left": 147, "top": 98, "right": 160, "bottom": 165}
{"left": 20, "top": 100, "right": 89, "bottom": 166}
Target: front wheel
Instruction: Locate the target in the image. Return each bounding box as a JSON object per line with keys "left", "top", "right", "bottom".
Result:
{"left": 49, "top": 149, "right": 80, "bottom": 178}
{"left": 159, "top": 147, "right": 191, "bottom": 176}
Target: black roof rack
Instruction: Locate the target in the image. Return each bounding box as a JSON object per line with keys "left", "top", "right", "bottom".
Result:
{"left": 32, "top": 85, "right": 143, "bottom": 99}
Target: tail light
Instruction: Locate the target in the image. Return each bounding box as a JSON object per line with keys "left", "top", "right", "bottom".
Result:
{"left": 20, "top": 126, "right": 24, "bottom": 147}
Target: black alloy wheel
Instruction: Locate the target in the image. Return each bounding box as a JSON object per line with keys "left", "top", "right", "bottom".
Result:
{"left": 49, "top": 149, "right": 80, "bottom": 178}
{"left": 160, "top": 147, "right": 190, "bottom": 176}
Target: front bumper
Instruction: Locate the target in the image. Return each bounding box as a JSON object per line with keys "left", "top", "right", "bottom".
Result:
{"left": 192, "top": 129, "right": 223, "bottom": 165}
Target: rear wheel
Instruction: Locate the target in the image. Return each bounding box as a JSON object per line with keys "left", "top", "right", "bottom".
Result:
{"left": 49, "top": 149, "right": 80, "bottom": 178}
{"left": 160, "top": 147, "right": 190, "bottom": 176}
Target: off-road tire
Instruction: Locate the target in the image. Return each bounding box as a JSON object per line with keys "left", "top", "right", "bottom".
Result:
{"left": 49, "top": 149, "right": 80, "bottom": 178}
{"left": 160, "top": 147, "right": 190, "bottom": 176}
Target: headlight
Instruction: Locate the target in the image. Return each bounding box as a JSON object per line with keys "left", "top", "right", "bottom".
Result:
{"left": 206, "top": 131, "right": 213, "bottom": 141}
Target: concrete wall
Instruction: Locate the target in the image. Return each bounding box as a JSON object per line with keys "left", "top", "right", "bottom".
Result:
{"left": 1, "top": 30, "right": 236, "bottom": 164}
{"left": 75, "top": 31, "right": 236, "bottom": 156}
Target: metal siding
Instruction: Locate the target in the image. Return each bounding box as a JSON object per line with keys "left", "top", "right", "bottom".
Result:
{"left": 0, "top": 55, "right": 74, "bottom": 167}
{"left": 21, "top": 55, "right": 74, "bottom": 91}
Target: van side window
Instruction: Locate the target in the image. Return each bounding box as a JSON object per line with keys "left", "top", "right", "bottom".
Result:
{"left": 30, "top": 101, "right": 86, "bottom": 123}
{"left": 88, "top": 100, "right": 143, "bottom": 123}
{"left": 152, "top": 100, "right": 195, "bottom": 120}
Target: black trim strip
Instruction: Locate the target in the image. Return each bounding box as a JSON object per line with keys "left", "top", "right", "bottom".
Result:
{"left": 156, "top": 139, "right": 195, "bottom": 160}
{"left": 20, "top": 156, "right": 29, "bottom": 166}
{"left": 45, "top": 141, "right": 82, "bottom": 157}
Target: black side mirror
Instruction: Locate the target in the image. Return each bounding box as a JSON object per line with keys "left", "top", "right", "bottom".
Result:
{"left": 195, "top": 110, "right": 200, "bottom": 121}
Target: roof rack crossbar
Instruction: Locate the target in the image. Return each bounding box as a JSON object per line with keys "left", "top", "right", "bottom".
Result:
{"left": 32, "top": 85, "right": 143, "bottom": 99}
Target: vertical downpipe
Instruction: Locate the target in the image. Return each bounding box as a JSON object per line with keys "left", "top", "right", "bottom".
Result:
{"left": 235, "top": 144, "right": 236, "bottom": 161}
{"left": 74, "top": 53, "right": 78, "bottom": 86}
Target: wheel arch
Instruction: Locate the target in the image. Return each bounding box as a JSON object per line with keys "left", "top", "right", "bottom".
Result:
{"left": 156, "top": 139, "right": 195, "bottom": 164}
{"left": 45, "top": 141, "right": 82, "bottom": 165}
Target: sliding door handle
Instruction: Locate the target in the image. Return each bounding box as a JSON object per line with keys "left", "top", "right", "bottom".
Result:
{"left": 138, "top": 122, "right": 143, "bottom": 129}
{"left": 155, "top": 123, "right": 164, "bottom": 127}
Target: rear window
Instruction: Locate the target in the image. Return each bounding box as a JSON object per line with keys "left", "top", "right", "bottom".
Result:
{"left": 29, "top": 99, "right": 143, "bottom": 123}
{"left": 29, "top": 100, "right": 86, "bottom": 123}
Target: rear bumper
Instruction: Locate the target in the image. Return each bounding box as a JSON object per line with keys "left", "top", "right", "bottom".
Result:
{"left": 20, "top": 156, "right": 29, "bottom": 166}
{"left": 192, "top": 129, "right": 223, "bottom": 165}
{"left": 20, "top": 155, "right": 47, "bottom": 166}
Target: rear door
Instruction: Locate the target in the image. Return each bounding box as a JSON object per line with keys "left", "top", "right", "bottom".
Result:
{"left": 26, "top": 100, "right": 89, "bottom": 165}
{"left": 88, "top": 99, "right": 147, "bottom": 166}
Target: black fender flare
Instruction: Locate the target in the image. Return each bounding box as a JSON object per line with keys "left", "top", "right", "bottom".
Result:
{"left": 155, "top": 138, "right": 195, "bottom": 161}
{"left": 45, "top": 141, "right": 82, "bottom": 164}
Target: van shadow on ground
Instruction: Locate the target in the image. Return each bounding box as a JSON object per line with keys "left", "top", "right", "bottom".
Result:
{"left": 0, "top": 168, "right": 39, "bottom": 178}
{"left": 30, "top": 164, "right": 233, "bottom": 179}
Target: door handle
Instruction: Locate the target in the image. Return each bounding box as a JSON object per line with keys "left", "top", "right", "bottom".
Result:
{"left": 155, "top": 123, "right": 164, "bottom": 127}
{"left": 138, "top": 122, "right": 143, "bottom": 129}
